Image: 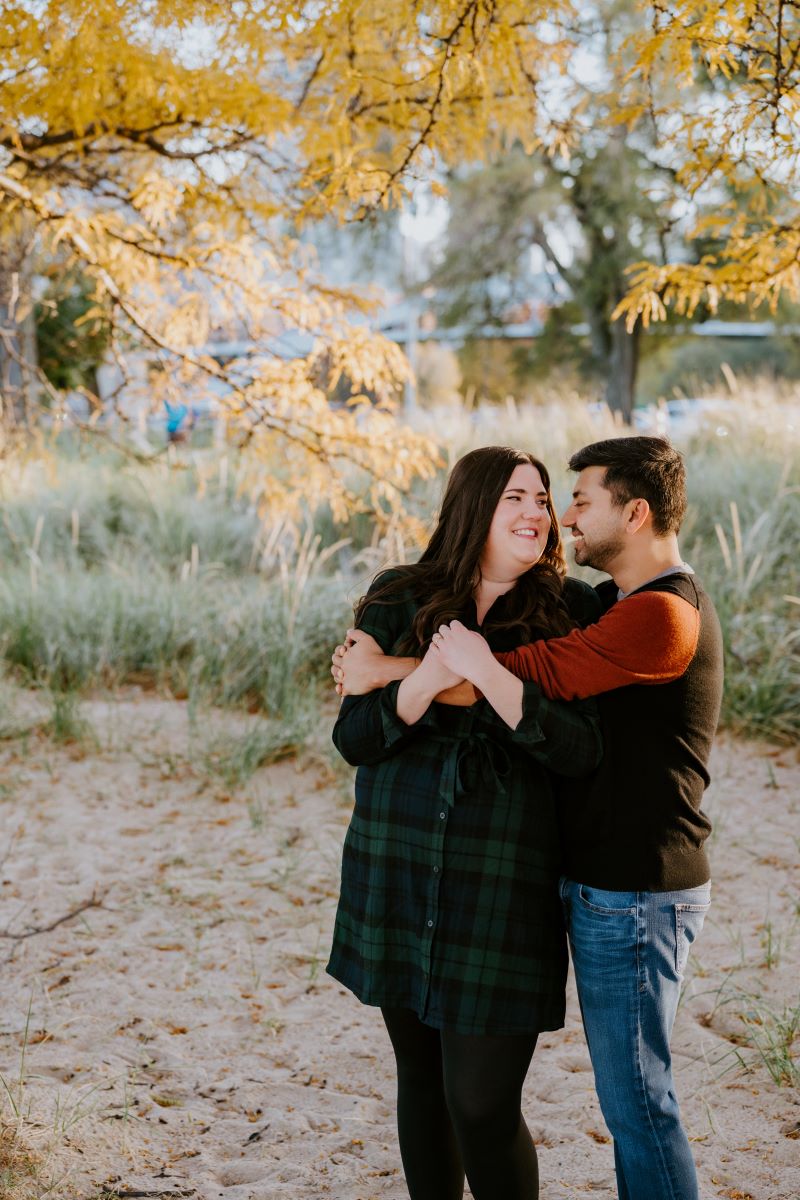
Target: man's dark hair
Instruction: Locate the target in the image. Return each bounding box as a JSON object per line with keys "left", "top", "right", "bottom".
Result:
{"left": 568, "top": 436, "right": 687, "bottom": 536}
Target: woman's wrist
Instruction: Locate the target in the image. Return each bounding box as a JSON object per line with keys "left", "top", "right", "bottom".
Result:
{"left": 465, "top": 654, "right": 505, "bottom": 693}
{"left": 471, "top": 660, "right": 524, "bottom": 729}
{"left": 396, "top": 669, "right": 439, "bottom": 725}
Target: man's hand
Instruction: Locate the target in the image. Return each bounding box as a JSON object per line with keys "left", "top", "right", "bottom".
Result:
{"left": 331, "top": 629, "right": 385, "bottom": 696}
{"left": 431, "top": 620, "right": 496, "bottom": 686}
{"left": 331, "top": 628, "right": 468, "bottom": 699}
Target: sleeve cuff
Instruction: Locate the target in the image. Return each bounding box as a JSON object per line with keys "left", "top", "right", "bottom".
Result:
{"left": 477, "top": 681, "right": 547, "bottom": 746}
{"left": 380, "top": 680, "right": 439, "bottom": 747}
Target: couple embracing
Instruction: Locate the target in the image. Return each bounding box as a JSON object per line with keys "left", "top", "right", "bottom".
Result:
{"left": 328, "top": 437, "right": 723, "bottom": 1200}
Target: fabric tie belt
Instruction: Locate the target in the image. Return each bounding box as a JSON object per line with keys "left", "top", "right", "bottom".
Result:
{"left": 435, "top": 731, "right": 512, "bottom": 807}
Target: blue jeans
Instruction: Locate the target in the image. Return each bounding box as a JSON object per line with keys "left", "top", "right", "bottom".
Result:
{"left": 559, "top": 878, "right": 711, "bottom": 1200}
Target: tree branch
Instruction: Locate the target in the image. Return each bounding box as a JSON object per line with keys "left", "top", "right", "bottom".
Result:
{"left": 1, "top": 890, "right": 107, "bottom": 962}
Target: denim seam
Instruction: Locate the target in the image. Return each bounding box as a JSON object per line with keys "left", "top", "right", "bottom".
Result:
{"left": 634, "top": 893, "right": 682, "bottom": 1200}
{"left": 675, "top": 902, "right": 710, "bottom": 975}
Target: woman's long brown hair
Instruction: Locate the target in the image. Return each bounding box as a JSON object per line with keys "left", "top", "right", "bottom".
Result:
{"left": 355, "top": 446, "right": 575, "bottom": 653}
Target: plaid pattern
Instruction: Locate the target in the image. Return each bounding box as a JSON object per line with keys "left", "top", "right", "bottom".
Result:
{"left": 327, "top": 576, "right": 602, "bottom": 1036}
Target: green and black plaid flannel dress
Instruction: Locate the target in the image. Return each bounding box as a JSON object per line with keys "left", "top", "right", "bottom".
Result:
{"left": 327, "top": 574, "right": 602, "bottom": 1036}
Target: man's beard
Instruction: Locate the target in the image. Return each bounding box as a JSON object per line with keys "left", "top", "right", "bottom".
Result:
{"left": 573, "top": 533, "right": 625, "bottom": 573}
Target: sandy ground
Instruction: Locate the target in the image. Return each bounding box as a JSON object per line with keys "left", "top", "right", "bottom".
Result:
{"left": 0, "top": 691, "right": 798, "bottom": 1200}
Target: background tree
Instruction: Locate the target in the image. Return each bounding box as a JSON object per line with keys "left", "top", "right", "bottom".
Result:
{"left": 430, "top": 0, "right": 707, "bottom": 420}
{"left": 616, "top": 0, "right": 800, "bottom": 327}
{"left": 3, "top": 0, "right": 796, "bottom": 475}
{"left": 432, "top": 132, "right": 680, "bottom": 418}
{"left": 0, "top": 0, "right": 577, "bottom": 515}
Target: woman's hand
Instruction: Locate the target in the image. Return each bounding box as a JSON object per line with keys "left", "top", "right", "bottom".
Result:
{"left": 396, "top": 646, "right": 465, "bottom": 725}
{"left": 430, "top": 621, "right": 496, "bottom": 686}
{"left": 432, "top": 621, "right": 523, "bottom": 729}
{"left": 415, "top": 643, "right": 465, "bottom": 692}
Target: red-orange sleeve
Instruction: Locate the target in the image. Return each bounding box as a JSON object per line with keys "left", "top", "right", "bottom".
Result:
{"left": 496, "top": 591, "right": 700, "bottom": 701}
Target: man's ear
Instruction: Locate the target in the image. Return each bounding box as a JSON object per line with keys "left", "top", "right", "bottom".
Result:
{"left": 626, "top": 498, "right": 651, "bottom": 534}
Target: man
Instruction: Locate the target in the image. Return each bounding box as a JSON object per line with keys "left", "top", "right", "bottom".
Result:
{"left": 332, "top": 436, "right": 723, "bottom": 1200}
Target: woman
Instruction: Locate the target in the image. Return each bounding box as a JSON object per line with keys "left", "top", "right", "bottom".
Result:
{"left": 328, "top": 447, "right": 601, "bottom": 1200}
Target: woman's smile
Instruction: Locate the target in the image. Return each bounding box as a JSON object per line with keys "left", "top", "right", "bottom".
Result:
{"left": 481, "top": 463, "right": 552, "bottom": 577}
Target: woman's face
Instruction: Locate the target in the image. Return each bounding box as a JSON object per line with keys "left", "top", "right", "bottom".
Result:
{"left": 480, "top": 463, "right": 552, "bottom": 579}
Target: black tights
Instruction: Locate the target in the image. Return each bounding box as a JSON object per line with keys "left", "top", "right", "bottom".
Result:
{"left": 382, "top": 1007, "right": 539, "bottom": 1200}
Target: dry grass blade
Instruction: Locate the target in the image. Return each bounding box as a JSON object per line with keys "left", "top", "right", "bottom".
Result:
{"left": 0, "top": 1123, "right": 40, "bottom": 1199}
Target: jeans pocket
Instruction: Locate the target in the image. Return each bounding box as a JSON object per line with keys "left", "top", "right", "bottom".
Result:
{"left": 674, "top": 902, "right": 710, "bottom": 976}
{"left": 578, "top": 885, "right": 636, "bottom": 915}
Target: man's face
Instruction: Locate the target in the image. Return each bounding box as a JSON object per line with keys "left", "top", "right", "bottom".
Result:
{"left": 561, "top": 466, "right": 628, "bottom": 572}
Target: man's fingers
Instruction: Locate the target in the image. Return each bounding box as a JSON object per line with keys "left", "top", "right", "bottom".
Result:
{"left": 331, "top": 646, "right": 345, "bottom": 681}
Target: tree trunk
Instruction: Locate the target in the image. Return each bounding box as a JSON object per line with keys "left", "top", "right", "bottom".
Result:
{"left": 0, "top": 217, "right": 38, "bottom": 438}
{"left": 604, "top": 313, "right": 639, "bottom": 423}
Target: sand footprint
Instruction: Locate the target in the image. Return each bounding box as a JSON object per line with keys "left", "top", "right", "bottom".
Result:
{"left": 215, "top": 1160, "right": 272, "bottom": 1187}
{"left": 554, "top": 1052, "right": 593, "bottom": 1074}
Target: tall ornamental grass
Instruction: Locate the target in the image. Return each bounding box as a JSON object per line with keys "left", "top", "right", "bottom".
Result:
{"left": 0, "top": 388, "right": 797, "bottom": 741}
{"left": 0, "top": 564, "right": 352, "bottom": 718}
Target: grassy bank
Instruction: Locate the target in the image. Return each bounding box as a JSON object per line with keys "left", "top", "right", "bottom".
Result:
{"left": 0, "top": 391, "right": 797, "bottom": 741}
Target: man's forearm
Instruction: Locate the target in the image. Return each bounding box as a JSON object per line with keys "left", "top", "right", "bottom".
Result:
{"left": 495, "top": 592, "right": 698, "bottom": 700}
{"left": 369, "top": 655, "right": 417, "bottom": 690}
{"left": 346, "top": 651, "right": 475, "bottom": 704}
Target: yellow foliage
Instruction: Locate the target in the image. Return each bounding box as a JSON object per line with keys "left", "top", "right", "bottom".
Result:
{"left": 0, "top": 0, "right": 587, "bottom": 515}
{"left": 616, "top": 0, "right": 800, "bottom": 324}
{"left": 2, "top": 0, "right": 795, "bottom": 480}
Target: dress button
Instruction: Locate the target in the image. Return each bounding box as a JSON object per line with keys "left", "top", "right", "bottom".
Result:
{"left": 433, "top": 865, "right": 439, "bottom": 873}
{"left": 427, "top": 919, "right": 434, "bottom": 928}
{"left": 439, "top": 811, "right": 446, "bottom": 820}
